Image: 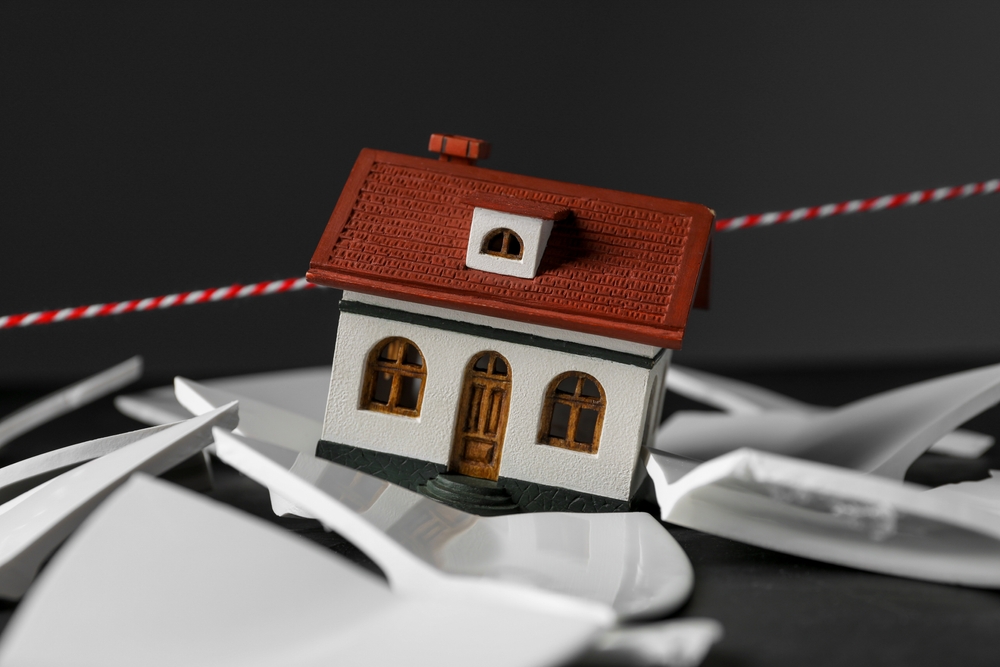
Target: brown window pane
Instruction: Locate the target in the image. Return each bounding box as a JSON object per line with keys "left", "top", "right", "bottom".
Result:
{"left": 492, "top": 356, "right": 508, "bottom": 376}
{"left": 363, "top": 338, "right": 427, "bottom": 417}
{"left": 486, "top": 231, "right": 505, "bottom": 253}
{"left": 372, "top": 372, "right": 393, "bottom": 405}
{"left": 506, "top": 234, "right": 521, "bottom": 257}
{"left": 575, "top": 408, "right": 599, "bottom": 445}
{"left": 397, "top": 376, "right": 422, "bottom": 410}
{"left": 556, "top": 376, "right": 577, "bottom": 395}
{"left": 548, "top": 402, "right": 571, "bottom": 439}
{"left": 541, "top": 372, "right": 605, "bottom": 453}
{"left": 378, "top": 342, "right": 397, "bottom": 363}
{"left": 402, "top": 344, "right": 423, "bottom": 368}
{"left": 473, "top": 354, "right": 490, "bottom": 372}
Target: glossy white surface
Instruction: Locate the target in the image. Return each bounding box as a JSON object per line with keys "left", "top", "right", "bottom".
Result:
{"left": 580, "top": 618, "right": 723, "bottom": 667}
{"left": 0, "top": 423, "right": 175, "bottom": 505}
{"left": 0, "top": 475, "right": 603, "bottom": 667}
{"left": 175, "top": 378, "right": 321, "bottom": 455}
{"left": 924, "top": 471, "right": 1000, "bottom": 516}
{"left": 215, "top": 429, "right": 693, "bottom": 620}
{"left": 666, "top": 364, "right": 994, "bottom": 460}
{"left": 114, "top": 366, "right": 331, "bottom": 426}
{"left": 658, "top": 363, "right": 1000, "bottom": 479}
{"left": 647, "top": 447, "right": 1000, "bottom": 587}
{"left": 0, "top": 356, "right": 143, "bottom": 450}
{"left": 0, "top": 403, "right": 237, "bottom": 600}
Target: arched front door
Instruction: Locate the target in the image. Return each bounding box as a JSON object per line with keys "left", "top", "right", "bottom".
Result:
{"left": 449, "top": 351, "right": 511, "bottom": 481}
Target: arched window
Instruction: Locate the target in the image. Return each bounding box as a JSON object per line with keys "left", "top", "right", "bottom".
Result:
{"left": 539, "top": 372, "right": 605, "bottom": 453}
{"left": 361, "top": 337, "right": 426, "bottom": 417}
{"left": 481, "top": 228, "right": 523, "bottom": 259}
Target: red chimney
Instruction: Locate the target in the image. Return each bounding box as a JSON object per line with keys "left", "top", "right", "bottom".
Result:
{"left": 428, "top": 134, "right": 491, "bottom": 165}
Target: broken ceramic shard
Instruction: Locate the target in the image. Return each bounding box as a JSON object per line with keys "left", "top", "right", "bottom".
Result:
{"left": 213, "top": 428, "right": 693, "bottom": 621}
{"left": 0, "top": 422, "right": 175, "bottom": 505}
{"left": 0, "top": 403, "right": 237, "bottom": 600}
{"left": 665, "top": 364, "right": 994, "bottom": 459}
{"left": 579, "top": 618, "right": 723, "bottom": 667}
{"left": 646, "top": 447, "right": 1000, "bottom": 587}
{"left": 115, "top": 366, "right": 330, "bottom": 426}
{"left": 0, "top": 474, "right": 604, "bottom": 667}
{"left": 656, "top": 362, "right": 1000, "bottom": 480}
{"left": 0, "top": 356, "right": 143, "bottom": 451}
{"left": 174, "top": 377, "right": 320, "bottom": 455}
{"left": 924, "top": 471, "right": 1000, "bottom": 516}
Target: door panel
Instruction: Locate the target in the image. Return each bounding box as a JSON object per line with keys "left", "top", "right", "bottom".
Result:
{"left": 449, "top": 352, "right": 511, "bottom": 481}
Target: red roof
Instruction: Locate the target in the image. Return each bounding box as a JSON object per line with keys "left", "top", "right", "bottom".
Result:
{"left": 307, "top": 149, "right": 714, "bottom": 348}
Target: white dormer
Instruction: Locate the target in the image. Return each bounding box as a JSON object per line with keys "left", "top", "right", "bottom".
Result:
{"left": 463, "top": 194, "right": 570, "bottom": 280}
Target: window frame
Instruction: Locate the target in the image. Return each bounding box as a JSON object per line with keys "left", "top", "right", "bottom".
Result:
{"left": 481, "top": 228, "right": 524, "bottom": 260}
{"left": 360, "top": 337, "right": 427, "bottom": 418}
{"left": 539, "top": 371, "right": 606, "bottom": 454}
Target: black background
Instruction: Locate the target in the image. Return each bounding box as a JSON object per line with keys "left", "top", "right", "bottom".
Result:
{"left": 3, "top": 2, "right": 1000, "bottom": 385}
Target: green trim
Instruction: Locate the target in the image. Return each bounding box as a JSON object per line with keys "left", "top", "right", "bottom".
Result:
{"left": 339, "top": 299, "right": 664, "bottom": 369}
{"left": 316, "top": 440, "right": 631, "bottom": 514}
{"left": 316, "top": 440, "right": 445, "bottom": 492}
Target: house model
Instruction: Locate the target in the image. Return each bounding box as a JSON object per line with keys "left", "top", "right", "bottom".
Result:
{"left": 306, "top": 134, "right": 714, "bottom": 515}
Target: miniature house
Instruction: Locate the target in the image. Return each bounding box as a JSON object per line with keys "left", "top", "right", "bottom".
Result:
{"left": 306, "top": 134, "right": 714, "bottom": 514}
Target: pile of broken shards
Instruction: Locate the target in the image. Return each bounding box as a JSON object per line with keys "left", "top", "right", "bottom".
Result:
{"left": 0, "top": 357, "right": 1000, "bottom": 666}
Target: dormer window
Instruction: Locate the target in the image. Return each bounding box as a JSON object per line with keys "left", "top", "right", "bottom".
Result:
{"left": 463, "top": 193, "right": 570, "bottom": 280}
{"left": 482, "top": 228, "right": 523, "bottom": 259}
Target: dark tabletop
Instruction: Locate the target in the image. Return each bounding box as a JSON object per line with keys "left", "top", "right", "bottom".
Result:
{"left": 1, "top": 364, "right": 998, "bottom": 667}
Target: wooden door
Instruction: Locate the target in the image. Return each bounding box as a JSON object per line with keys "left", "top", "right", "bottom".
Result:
{"left": 449, "top": 352, "right": 511, "bottom": 481}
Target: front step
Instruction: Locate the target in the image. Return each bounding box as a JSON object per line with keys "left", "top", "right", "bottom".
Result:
{"left": 419, "top": 474, "right": 521, "bottom": 516}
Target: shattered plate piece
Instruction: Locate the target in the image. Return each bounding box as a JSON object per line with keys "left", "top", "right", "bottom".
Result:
{"left": 114, "top": 366, "right": 329, "bottom": 426}
{"left": 0, "top": 474, "right": 603, "bottom": 667}
{"left": 0, "top": 356, "right": 143, "bottom": 451}
{"left": 647, "top": 447, "right": 1000, "bottom": 587}
{"left": 213, "top": 429, "right": 693, "bottom": 621}
{"left": 658, "top": 363, "right": 1000, "bottom": 479}
{"left": 0, "top": 403, "right": 237, "bottom": 600}
{"left": 666, "top": 364, "right": 994, "bottom": 459}
{"left": 0, "top": 423, "right": 175, "bottom": 505}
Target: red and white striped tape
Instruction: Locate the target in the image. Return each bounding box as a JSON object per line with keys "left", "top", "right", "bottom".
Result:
{"left": 3, "top": 176, "right": 1000, "bottom": 329}
{"left": 0, "top": 277, "right": 317, "bottom": 330}
{"left": 715, "top": 177, "right": 1000, "bottom": 231}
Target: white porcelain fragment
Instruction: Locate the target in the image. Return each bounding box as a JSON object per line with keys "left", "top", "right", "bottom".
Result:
{"left": 924, "top": 471, "right": 1000, "bottom": 516}
{"left": 666, "top": 364, "right": 994, "bottom": 459}
{"left": 0, "top": 474, "right": 603, "bottom": 667}
{"left": 0, "top": 422, "right": 175, "bottom": 505}
{"left": 647, "top": 447, "right": 1000, "bottom": 587}
{"left": 212, "top": 429, "right": 619, "bottom": 628}
{"left": 214, "top": 429, "right": 693, "bottom": 621}
{"left": 579, "top": 618, "right": 723, "bottom": 667}
{"left": 114, "top": 366, "right": 331, "bottom": 425}
{"left": 657, "top": 363, "right": 1000, "bottom": 479}
{"left": 0, "top": 356, "right": 143, "bottom": 451}
{"left": 175, "top": 377, "right": 321, "bottom": 454}
{"left": 0, "top": 403, "right": 237, "bottom": 600}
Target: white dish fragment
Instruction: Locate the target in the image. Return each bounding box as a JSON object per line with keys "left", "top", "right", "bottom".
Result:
{"left": 666, "top": 364, "right": 994, "bottom": 459}
{"left": 0, "top": 474, "right": 603, "bottom": 667}
{"left": 0, "top": 403, "right": 237, "bottom": 600}
{"left": 647, "top": 447, "right": 1000, "bottom": 587}
{"left": 115, "top": 366, "right": 330, "bottom": 425}
{"left": 214, "top": 429, "right": 693, "bottom": 621}
{"left": 658, "top": 363, "right": 1000, "bottom": 478}
{"left": 0, "top": 357, "right": 143, "bottom": 451}
{"left": 0, "top": 422, "right": 175, "bottom": 505}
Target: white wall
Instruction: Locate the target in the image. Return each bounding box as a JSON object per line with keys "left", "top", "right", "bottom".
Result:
{"left": 323, "top": 306, "right": 669, "bottom": 501}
